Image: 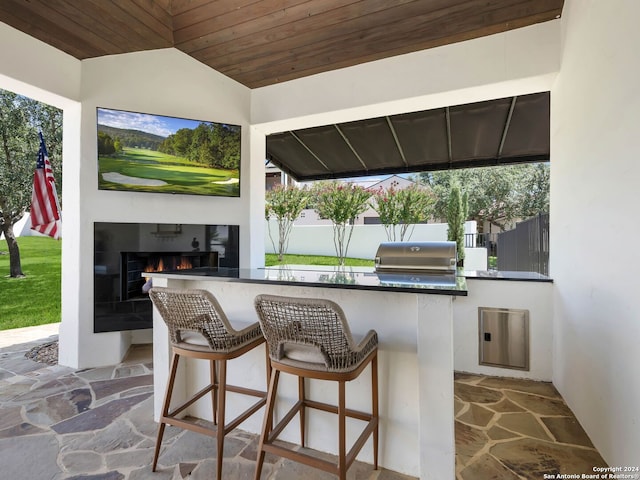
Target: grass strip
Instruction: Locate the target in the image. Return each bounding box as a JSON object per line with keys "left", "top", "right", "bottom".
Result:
{"left": 0, "top": 236, "right": 61, "bottom": 330}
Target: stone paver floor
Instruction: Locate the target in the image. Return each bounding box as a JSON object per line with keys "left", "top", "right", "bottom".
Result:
{"left": 0, "top": 335, "right": 413, "bottom": 480}
{"left": 455, "top": 372, "right": 610, "bottom": 480}
{"left": 0, "top": 332, "right": 612, "bottom": 479}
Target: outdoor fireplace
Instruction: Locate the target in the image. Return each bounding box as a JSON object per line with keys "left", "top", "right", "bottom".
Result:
{"left": 94, "top": 222, "right": 238, "bottom": 333}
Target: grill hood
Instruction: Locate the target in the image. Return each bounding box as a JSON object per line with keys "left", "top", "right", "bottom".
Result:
{"left": 374, "top": 241, "right": 457, "bottom": 274}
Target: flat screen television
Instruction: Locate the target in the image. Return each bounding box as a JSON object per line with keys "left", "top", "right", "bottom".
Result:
{"left": 97, "top": 108, "right": 241, "bottom": 197}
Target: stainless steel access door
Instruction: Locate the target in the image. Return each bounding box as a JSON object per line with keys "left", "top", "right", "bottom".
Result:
{"left": 478, "top": 307, "right": 530, "bottom": 370}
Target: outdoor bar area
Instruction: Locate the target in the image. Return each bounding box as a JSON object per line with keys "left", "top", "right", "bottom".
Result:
{"left": 3, "top": 0, "right": 639, "bottom": 477}
{"left": 147, "top": 265, "right": 467, "bottom": 479}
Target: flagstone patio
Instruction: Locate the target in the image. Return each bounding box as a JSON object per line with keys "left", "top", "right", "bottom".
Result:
{"left": 0, "top": 329, "right": 608, "bottom": 479}
{"left": 454, "top": 373, "right": 607, "bottom": 479}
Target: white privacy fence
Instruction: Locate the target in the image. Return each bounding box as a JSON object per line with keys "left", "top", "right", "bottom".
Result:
{"left": 266, "top": 220, "right": 488, "bottom": 270}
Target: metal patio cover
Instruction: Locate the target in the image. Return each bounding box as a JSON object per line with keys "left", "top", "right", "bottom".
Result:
{"left": 266, "top": 91, "right": 550, "bottom": 180}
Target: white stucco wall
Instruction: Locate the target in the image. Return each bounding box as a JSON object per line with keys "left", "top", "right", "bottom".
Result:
{"left": 551, "top": 0, "right": 640, "bottom": 466}
{"left": 454, "top": 279, "right": 553, "bottom": 380}
{"left": 266, "top": 221, "right": 451, "bottom": 258}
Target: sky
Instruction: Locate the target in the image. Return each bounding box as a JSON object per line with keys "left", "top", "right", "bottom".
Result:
{"left": 97, "top": 108, "right": 213, "bottom": 138}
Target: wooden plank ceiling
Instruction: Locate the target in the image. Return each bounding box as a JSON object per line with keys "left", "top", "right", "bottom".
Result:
{"left": 0, "top": 0, "right": 563, "bottom": 89}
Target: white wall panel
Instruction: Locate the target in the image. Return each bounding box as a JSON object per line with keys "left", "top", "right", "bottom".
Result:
{"left": 551, "top": 0, "right": 640, "bottom": 465}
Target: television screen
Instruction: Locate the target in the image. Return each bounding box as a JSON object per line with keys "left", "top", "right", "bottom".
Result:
{"left": 97, "top": 108, "right": 241, "bottom": 197}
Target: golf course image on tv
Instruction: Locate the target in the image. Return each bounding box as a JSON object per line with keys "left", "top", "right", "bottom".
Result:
{"left": 97, "top": 108, "right": 241, "bottom": 197}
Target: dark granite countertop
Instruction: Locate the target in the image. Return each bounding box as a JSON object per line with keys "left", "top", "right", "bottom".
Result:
{"left": 464, "top": 270, "right": 553, "bottom": 282}
{"left": 147, "top": 265, "right": 468, "bottom": 296}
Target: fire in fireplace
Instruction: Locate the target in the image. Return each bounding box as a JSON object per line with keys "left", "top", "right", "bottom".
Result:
{"left": 121, "top": 251, "right": 219, "bottom": 301}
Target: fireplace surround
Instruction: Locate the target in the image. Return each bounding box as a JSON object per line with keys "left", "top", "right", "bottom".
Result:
{"left": 94, "top": 222, "right": 239, "bottom": 333}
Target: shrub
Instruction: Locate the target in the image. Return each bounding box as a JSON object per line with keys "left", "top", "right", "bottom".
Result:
{"left": 313, "top": 181, "right": 371, "bottom": 265}
{"left": 370, "top": 184, "right": 435, "bottom": 241}
{"left": 265, "top": 184, "right": 309, "bottom": 261}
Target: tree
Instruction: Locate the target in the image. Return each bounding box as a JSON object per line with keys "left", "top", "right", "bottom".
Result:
{"left": 419, "top": 163, "right": 550, "bottom": 231}
{"left": 0, "top": 88, "right": 62, "bottom": 277}
{"left": 447, "top": 183, "right": 467, "bottom": 264}
{"left": 370, "top": 184, "right": 435, "bottom": 241}
{"left": 517, "top": 162, "right": 550, "bottom": 219}
{"left": 313, "top": 181, "right": 371, "bottom": 265}
{"left": 97, "top": 131, "right": 116, "bottom": 155}
{"left": 265, "top": 185, "right": 309, "bottom": 261}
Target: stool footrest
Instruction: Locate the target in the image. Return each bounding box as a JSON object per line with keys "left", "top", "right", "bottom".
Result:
{"left": 304, "top": 398, "right": 373, "bottom": 422}
{"left": 163, "top": 393, "right": 267, "bottom": 439}
{"left": 167, "top": 383, "right": 214, "bottom": 418}
{"left": 262, "top": 414, "right": 377, "bottom": 475}
{"left": 264, "top": 399, "right": 377, "bottom": 472}
{"left": 263, "top": 443, "right": 338, "bottom": 475}
{"left": 222, "top": 396, "right": 267, "bottom": 435}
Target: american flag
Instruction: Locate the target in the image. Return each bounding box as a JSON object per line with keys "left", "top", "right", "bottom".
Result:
{"left": 30, "top": 132, "right": 61, "bottom": 239}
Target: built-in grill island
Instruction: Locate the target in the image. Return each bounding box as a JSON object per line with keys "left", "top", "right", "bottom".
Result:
{"left": 375, "top": 241, "right": 458, "bottom": 286}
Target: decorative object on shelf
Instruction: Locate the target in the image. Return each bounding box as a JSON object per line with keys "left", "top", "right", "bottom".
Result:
{"left": 151, "top": 224, "right": 182, "bottom": 236}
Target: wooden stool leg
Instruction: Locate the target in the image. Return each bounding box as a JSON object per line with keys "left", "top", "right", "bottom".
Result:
{"left": 254, "top": 369, "right": 280, "bottom": 480}
{"left": 372, "top": 353, "right": 379, "bottom": 469}
{"left": 338, "top": 380, "right": 346, "bottom": 480}
{"left": 153, "top": 351, "right": 180, "bottom": 471}
{"left": 216, "top": 360, "right": 227, "bottom": 480}
{"left": 264, "top": 345, "right": 272, "bottom": 385}
{"left": 211, "top": 359, "right": 218, "bottom": 425}
{"left": 298, "top": 376, "right": 306, "bottom": 447}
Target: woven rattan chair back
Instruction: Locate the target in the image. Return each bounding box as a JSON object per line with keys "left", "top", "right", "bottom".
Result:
{"left": 149, "top": 287, "right": 258, "bottom": 353}
{"left": 254, "top": 294, "right": 377, "bottom": 372}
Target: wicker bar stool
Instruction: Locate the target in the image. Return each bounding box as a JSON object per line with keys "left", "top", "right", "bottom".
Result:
{"left": 253, "top": 294, "right": 379, "bottom": 480}
{"left": 149, "top": 287, "right": 270, "bottom": 480}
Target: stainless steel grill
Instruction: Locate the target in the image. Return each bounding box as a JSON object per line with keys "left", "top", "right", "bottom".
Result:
{"left": 374, "top": 241, "right": 457, "bottom": 274}
{"left": 374, "top": 241, "right": 458, "bottom": 286}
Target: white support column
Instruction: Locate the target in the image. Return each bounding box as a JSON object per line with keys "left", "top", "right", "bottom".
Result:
{"left": 417, "top": 294, "right": 455, "bottom": 479}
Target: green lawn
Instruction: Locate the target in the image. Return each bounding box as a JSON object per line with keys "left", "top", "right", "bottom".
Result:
{"left": 98, "top": 147, "right": 239, "bottom": 196}
{"left": 265, "top": 254, "right": 374, "bottom": 267}
{"left": 0, "top": 236, "right": 61, "bottom": 331}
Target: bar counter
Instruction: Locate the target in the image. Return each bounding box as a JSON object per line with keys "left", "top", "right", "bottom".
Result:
{"left": 147, "top": 266, "right": 467, "bottom": 479}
